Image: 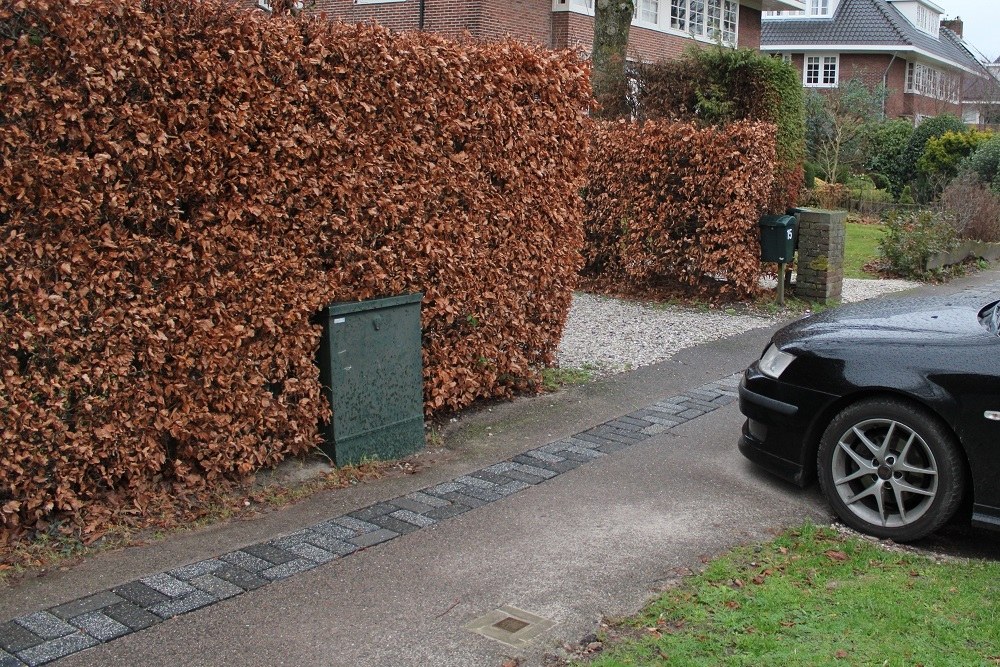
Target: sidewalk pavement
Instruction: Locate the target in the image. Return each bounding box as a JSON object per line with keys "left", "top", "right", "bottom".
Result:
{"left": 1, "top": 270, "right": 998, "bottom": 667}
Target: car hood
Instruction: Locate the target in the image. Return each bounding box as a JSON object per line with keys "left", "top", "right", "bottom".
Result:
{"left": 773, "top": 295, "right": 996, "bottom": 349}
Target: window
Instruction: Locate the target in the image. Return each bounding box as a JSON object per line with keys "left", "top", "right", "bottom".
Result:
{"left": 639, "top": 0, "right": 659, "bottom": 24}
{"left": 772, "top": 53, "right": 793, "bottom": 64}
{"left": 906, "top": 62, "right": 959, "bottom": 102}
{"left": 805, "top": 55, "right": 838, "bottom": 87}
{"left": 913, "top": 4, "right": 939, "bottom": 36}
{"left": 670, "top": 0, "right": 687, "bottom": 30}
{"left": 808, "top": 0, "right": 830, "bottom": 15}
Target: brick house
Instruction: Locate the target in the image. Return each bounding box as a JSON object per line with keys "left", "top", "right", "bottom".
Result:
{"left": 269, "top": 1, "right": 807, "bottom": 61}
{"left": 760, "top": 0, "right": 995, "bottom": 124}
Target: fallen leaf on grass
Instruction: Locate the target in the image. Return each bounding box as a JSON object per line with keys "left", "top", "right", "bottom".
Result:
{"left": 826, "top": 550, "right": 848, "bottom": 562}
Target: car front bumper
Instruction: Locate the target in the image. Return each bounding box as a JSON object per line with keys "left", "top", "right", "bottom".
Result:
{"left": 738, "top": 366, "right": 839, "bottom": 487}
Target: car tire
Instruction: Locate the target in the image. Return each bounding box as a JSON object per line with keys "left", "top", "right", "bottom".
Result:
{"left": 817, "top": 398, "right": 965, "bottom": 542}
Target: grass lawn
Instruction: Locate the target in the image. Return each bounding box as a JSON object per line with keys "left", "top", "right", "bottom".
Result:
{"left": 581, "top": 525, "right": 1000, "bottom": 667}
{"left": 844, "top": 222, "right": 884, "bottom": 279}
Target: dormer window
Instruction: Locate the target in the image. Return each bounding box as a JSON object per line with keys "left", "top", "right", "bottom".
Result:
{"left": 808, "top": 0, "right": 830, "bottom": 16}
{"left": 914, "top": 4, "right": 939, "bottom": 37}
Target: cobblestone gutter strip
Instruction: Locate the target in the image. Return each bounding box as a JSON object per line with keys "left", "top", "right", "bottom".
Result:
{"left": 0, "top": 375, "right": 741, "bottom": 667}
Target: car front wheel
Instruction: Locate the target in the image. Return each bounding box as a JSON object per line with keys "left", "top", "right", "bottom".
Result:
{"left": 817, "top": 398, "right": 966, "bottom": 542}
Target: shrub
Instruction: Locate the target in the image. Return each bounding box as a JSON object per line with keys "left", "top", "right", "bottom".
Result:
{"left": 862, "top": 119, "right": 914, "bottom": 196}
{"left": 962, "top": 133, "right": 1000, "bottom": 191}
{"left": 918, "top": 129, "right": 993, "bottom": 199}
{"left": 0, "top": 0, "right": 591, "bottom": 537}
{"left": 636, "top": 47, "right": 804, "bottom": 212}
{"left": 939, "top": 173, "right": 1000, "bottom": 242}
{"left": 901, "top": 114, "right": 967, "bottom": 201}
{"left": 583, "top": 119, "right": 777, "bottom": 300}
{"left": 878, "top": 210, "right": 958, "bottom": 278}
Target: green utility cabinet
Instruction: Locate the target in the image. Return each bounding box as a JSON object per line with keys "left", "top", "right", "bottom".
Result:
{"left": 759, "top": 214, "right": 797, "bottom": 263}
{"left": 317, "top": 293, "right": 424, "bottom": 467}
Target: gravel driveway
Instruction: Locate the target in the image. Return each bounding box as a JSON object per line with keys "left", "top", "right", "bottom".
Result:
{"left": 557, "top": 278, "right": 920, "bottom": 375}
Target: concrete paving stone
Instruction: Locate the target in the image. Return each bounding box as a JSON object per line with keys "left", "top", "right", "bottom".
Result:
{"left": 470, "top": 470, "right": 517, "bottom": 486}
{"left": 15, "top": 613, "right": 76, "bottom": 641}
{"left": 189, "top": 574, "right": 247, "bottom": 600}
{"left": 426, "top": 482, "right": 465, "bottom": 496}
{"left": 454, "top": 475, "right": 499, "bottom": 490}
{"left": 483, "top": 462, "right": 517, "bottom": 475}
{"left": 555, "top": 449, "right": 598, "bottom": 464}
{"left": 68, "top": 611, "right": 131, "bottom": 642}
{"left": 389, "top": 509, "right": 437, "bottom": 528}
{"left": 586, "top": 427, "right": 642, "bottom": 445}
{"left": 241, "top": 543, "right": 298, "bottom": 566}
{"left": 285, "top": 542, "right": 337, "bottom": 564}
{"left": 140, "top": 573, "right": 197, "bottom": 598}
{"left": 348, "top": 529, "right": 399, "bottom": 549}
{"left": 16, "top": 632, "right": 98, "bottom": 667}
{"left": 261, "top": 558, "right": 317, "bottom": 581}
{"left": 348, "top": 503, "right": 401, "bottom": 523}
{"left": 596, "top": 441, "right": 629, "bottom": 454}
{"left": 102, "top": 602, "right": 161, "bottom": 632}
{"left": 388, "top": 497, "right": 437, "bottom": 514}
{"left": 403, "top": 491, "right": 451, "bottom": 508}
{"left": 641, "top": 414, "right": 682, "bottom": 427}
{"left": 566, "top": 436, "right": 602, "bottom": 450}
{"left": 647, "top": 404, "right": 686, "bottom": 417}
{"left": 604, "top": 418, "right": 646, "bottom": 432}
{"left": 269, "top": 530, "right": 315, "bottom": 550}
{"left": 168, "top": 559, "right": 226, "bottom": 581}
{"left": 538, "top": 441, "right": 573, "bottom": 455}
{"left": 334, "top": 516, "right": 381, "bottom": 535}
{"left": 440, "top": 491, "right": 488, "bottom": 508}
{"left": 511, "top": 462, "right": 557, "bottom": 480}
{"left": 211, "top": 565, "right": 269, "bottom": 592}
{"left": 712, "top": 394, "right": 737, "bottom": 406}
{"left": 562, "top": 445, "right": 603, "bottom": 459}
{"left": 688, "top": 388, "right": 724, "bottom": 400}
{"left": 677, "top": 408, "right": 705, "bottom": 419}
{"left": 614, "top": 415, "right": 654, "bottom": 428}
{"left": 219, "top": 550, "right": 273, "bottom": 574}
{"left": 369, "top": 514, "right": 421, "bottom": 536}
{"left": 445, "top": 485, "right": 502, "bottom": 503}
{"left": 718, "top": 375, "right": 742, "bottom": 388}
{"left": 501, "top": 469, "right": 546, "bottom": 485}
{"left": 497, "top": 480, "right": 532, "bottom": 496}
{"left": 570, "top": 432, "right": 617, "bottom": 447}
{"left": 0, "top": 621, "right": 44, "bottom": 653}
{"left": 48, "top": 591, "right": 124, "bottom": 621}
{"left": 149, "top": 591, "right": 216, "bottom": 620}
{"left": 514, "top": 456, "right": 582, "bottom": 474}
{"left": 311, "top": 520, "right": 358, "bottom": 540}
{"left": 0, "top": 648, "right": 21, "bottom": 667}
{"left": 423, "top": 503, "right": 472, "bottom": 521}
{"left": 678, "top": 398, "right": 718, "bottom": 411}
{"left": 303, "top": 532, "right": 358, "bottom": 557}
{"left": 642, "top": 423, "right": 669, "bottom": 435}
{"left": 521, "top": 450, "right": 566, "bottom": 464}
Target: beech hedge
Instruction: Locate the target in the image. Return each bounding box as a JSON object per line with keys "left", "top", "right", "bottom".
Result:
{"left": 0, "top": 0, "right": 590, "bottom": 537}
{"left": 583, "top": 119, "right": 777, "bottom": 299}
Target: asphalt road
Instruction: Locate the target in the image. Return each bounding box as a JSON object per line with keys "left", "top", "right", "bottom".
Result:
{"left": 6, "top": 269, "right": 1000, "bottom": 667}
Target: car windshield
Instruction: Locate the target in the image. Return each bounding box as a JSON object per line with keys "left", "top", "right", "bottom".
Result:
{"left": 979, "top": 301, "right": 1000, "bottom": 336}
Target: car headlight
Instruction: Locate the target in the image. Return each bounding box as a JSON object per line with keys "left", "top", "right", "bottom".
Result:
{"left": 759, "top": 344, "right": 796, "bottom": 379}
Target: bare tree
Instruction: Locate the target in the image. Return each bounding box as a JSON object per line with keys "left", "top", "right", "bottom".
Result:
{"left": 591, "top": 0, "right": 635, "bottom": 119}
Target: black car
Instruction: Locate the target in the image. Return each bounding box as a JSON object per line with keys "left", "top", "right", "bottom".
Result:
{"left": 739, "top": 293, "right": 1000, "bottom": 542}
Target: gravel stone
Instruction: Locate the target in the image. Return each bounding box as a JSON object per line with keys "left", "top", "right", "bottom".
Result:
{"left": 557, "top": 281, "right": 917, "bottom": 375}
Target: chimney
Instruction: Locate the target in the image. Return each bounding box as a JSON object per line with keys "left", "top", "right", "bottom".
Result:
{"left": 941, "top": 17, "right": 963, "bottom": 37}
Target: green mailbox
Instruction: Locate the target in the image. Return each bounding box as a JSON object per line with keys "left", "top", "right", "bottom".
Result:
{"left": 316, "top": 293, "right": 424, "bottom": 466}
{"left": 759, "top": 214, "right": 797, "bottom": 263}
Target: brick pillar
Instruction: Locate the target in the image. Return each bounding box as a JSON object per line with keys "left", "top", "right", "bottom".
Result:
{"left": 795, "top": 208, "right": 846, "bottom": 303}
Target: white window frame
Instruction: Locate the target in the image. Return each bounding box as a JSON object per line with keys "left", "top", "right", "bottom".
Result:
{"left": 808, "top": 0, "right": 830, "bottom": 16}
{"left": 905, "top": 62, "right": 960, "bottom": 103}
{"left": 804, "top": 54, "right": 838, "bottom": 87}
{"left": 554, "top": 0, "right": 740, "bottom": 47}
